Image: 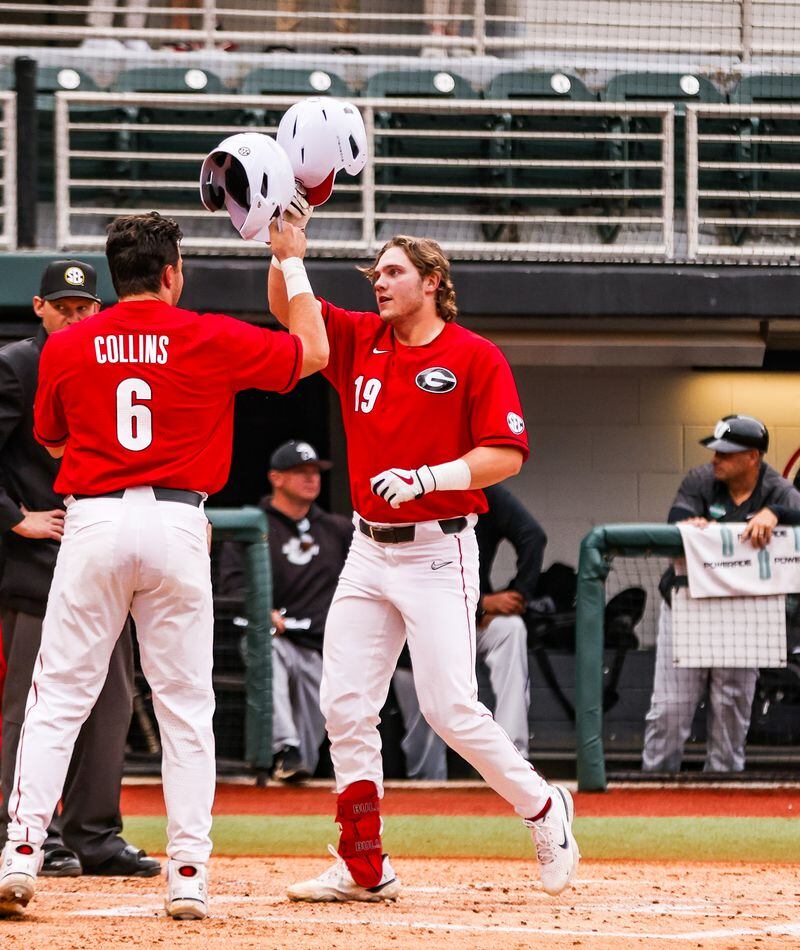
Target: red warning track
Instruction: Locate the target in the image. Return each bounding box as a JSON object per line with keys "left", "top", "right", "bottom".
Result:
{"left": 120, "top": 783, "right": 800, "bottom": 818}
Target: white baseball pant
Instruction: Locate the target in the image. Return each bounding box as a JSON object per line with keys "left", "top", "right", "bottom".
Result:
{"left": 321, "top": 516, "right": 549, "bottom": 818}
{"left": 8, "top": 487, "right": 215, "bottom": 863}
{"left": 393, "top": 613, "right": 531, "bottom": 778}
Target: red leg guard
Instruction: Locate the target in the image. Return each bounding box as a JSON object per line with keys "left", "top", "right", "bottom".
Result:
{"left": 336, "top": 780, "right": 383, "bottom": 888}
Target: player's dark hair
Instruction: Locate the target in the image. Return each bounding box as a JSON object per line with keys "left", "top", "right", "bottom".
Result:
{"left": 106, "top": 212, "right": 183, "bottom": 298}
{"left": 361, "top": 236, "right": 458, "bottom": 323}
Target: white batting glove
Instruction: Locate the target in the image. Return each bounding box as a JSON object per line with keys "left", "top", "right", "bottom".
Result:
{"left": 283, "top": 181, "right": 313, "bottom": 231}
{"left": 370, "top": 466, "right": 436, "bottom": 509}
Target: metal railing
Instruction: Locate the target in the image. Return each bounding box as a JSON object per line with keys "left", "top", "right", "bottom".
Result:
{"left": 54, "top": 91, "right": 675, "bottom": 260}
{"left": 686, "top": 102, "right": 800, "bottom": 259}
{"left": 0, "top": 91, "right": 16, "bottom": 251}
{"left": 0, "top": 0, "right": 789, "bottom": 60}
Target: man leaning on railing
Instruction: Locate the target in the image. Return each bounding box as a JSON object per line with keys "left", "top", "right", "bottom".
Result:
{"left": 642, "top": 414, "right": 800, "bottom": 774}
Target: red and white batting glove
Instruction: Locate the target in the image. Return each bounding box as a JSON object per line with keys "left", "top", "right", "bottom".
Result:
{"left": 370, "top": 466, "right": 435, "bottom": 509}
{"left": 283, "top": 181, "right": 313, "bottom": 231}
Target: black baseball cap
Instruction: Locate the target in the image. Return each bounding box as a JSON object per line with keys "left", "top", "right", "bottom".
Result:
{"left": 700, "top": 414, "right": 769, "bottom": 453}
{"left": 269, "top": 440, "right": 332, "bottom": 471}
{"left": 38, "top": 260, "right": 100, "bottom": 302}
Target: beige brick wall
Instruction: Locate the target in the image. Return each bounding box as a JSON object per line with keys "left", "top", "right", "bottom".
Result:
{"left": 489, "top": 368, "right": 800, "bottom": 584}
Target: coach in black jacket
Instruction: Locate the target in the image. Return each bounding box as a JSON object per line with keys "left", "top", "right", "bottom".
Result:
{"left": 0, "top": 260, "right": 158, "bottom": 878}
{"left": 221, "top": 440, "right": 353, "bottom": 782}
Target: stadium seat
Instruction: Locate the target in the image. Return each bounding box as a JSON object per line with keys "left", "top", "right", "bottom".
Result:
{"left": 238, "top": 67, "right": 352, "bottom": 130}
{"left": 728, "top": 75, "right": 800, "bottom": 226}
{"left": 111, "top": 67, "right": 244, "bottom": 204}
{"left": 602, "top": 72, "right": 725, "bottom": 219}
{"left": 484, "top": 71, "right": 604, "bottom": 231}
{"left": 0, "top": 65, "right": 119, "bottom": 202}
{"left": 365, "top": 69, "right": 496, "bottom": 227}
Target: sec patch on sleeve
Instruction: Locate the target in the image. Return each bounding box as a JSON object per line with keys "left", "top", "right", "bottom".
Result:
{"left": 507, "top": 411, "right": 525, "bottom": 434}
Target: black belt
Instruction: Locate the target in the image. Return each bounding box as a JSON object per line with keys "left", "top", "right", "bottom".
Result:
{"left": 73, "top": 487, "right": 203, "bottom": 507}
{"left": 358, "top": 516, "right": 467, "bottom": 544}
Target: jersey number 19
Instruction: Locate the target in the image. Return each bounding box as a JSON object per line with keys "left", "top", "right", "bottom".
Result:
{"left": 116, "top": 378, "right": 152, "bottom": 451}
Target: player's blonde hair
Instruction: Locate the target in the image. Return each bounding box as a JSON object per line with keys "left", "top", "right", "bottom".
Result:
{"left": 361, "top": 236, "right": 458, "bottom": 323}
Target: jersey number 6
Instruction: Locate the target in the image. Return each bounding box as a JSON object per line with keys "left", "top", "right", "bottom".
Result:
{"left": 116, "top": 378, "right": 153, "bottom": 452}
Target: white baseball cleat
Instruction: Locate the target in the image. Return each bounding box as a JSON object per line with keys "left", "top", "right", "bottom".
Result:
{"left": 164, "top": 860, "right": 208, "bottom": 920}
{"left": 0, "top": 841, "right": 43, "bottom": 917}
{"left": 287, "top": 844, "right": 400, "bottom": 902}
{"left": 525, "top": 784, "right": 580, "bottom": 896}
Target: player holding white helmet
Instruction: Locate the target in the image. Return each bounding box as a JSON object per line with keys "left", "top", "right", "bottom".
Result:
{"left": 199, "top": 132, "right": 295, "bottom": 243}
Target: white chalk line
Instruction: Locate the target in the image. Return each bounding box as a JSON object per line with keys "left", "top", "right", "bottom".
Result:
{"left": 66, "top": 906, "right": 800, "bottom": 942}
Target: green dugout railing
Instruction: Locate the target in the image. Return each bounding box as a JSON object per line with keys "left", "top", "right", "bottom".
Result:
{"left": 206, "top": 506, "right": 273, "bottom": 772}
{"left": 576, "top": 523, "right": 684, "bottom": 791}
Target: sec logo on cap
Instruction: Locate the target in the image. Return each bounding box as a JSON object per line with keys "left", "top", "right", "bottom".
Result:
{"left": 507, "top": 412, "right": 525, "bottom": 434}
{"left": 64, "top": 266, "right": 86, "bottom": 286}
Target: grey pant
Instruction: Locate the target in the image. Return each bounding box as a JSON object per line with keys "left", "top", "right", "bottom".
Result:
{"left": 642, "top": 605, "right": 758, "bottom": 773}
{"left": 0, "top": 609, "right": 134, "bottom": 863}
{"left": 393, "top": 614, "right": 531, "bottom": 779}
{"left": 271, "top": 635, "right": 326, "bottom": 776}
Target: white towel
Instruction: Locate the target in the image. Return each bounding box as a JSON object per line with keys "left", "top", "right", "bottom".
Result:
{"left": 678, "top": 522, "right": 800, "bottom": 598}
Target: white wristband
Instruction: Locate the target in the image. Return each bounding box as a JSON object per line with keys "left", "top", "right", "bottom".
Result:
{"left": 281, "top": 256, "right": 313, "bottom": 301}
{"left": 270, "top": 255, "right": 283, "bottom": 272}
{"left": 426, "top": 458, "right": 472, "bottom": 493}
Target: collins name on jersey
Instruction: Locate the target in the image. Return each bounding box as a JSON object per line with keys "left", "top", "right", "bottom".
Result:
{"left": 94, "top": 334, "right": 170, "bottom": 365}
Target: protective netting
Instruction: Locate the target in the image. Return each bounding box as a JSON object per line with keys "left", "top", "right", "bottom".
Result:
{"left": 584, "top": 554, "right": 800, "bottom": 777}
{"left": 3, "top": 2, "right": 800, "bottom": 259}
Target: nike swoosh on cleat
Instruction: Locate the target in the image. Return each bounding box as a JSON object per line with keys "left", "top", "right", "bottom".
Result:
{"left": 367, "top": 877, "right": 396, "bottom": 893}
{"left": 558, "top": 823, "right": 570, "bottom": 849}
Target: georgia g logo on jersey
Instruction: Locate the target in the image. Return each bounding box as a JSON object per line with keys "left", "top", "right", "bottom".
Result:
{"left": 415, "top": 367, "right": 457, "bottom": 394}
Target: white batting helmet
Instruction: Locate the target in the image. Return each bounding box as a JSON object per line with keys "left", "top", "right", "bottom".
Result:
{"left": 199, "top": 132, "right": 295, "bottom": 243}
{"left": 277, "top": 97, "right": 368, "bottom": 206}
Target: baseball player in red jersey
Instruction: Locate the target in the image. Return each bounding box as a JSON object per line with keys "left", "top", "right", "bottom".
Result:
{"left": 268, "top": 224, "right": 579, "bottom": 901}
{"left": 0, "top": 212, "right": 328, "bottom": 920}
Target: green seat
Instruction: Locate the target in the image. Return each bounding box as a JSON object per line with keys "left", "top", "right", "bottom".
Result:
{"left": 603, "top": 72, "right": 724, "bottom": 227}
{"left": 366, "top": 69, "right": 494, "bottom": 219}
{"left": 239, "top": 67, "right": 352, "bottom": 130}
{"left": 111, "top": 67, "right": 244, "bottom": 205}
{"left": 0, "top": 66, "right": 118, "bottom": 202}
{"left": 728, "top": 75, "right": 800, "bottom": 227}
{"left": 484, "top": 71, "right": 602, "bottom": 224}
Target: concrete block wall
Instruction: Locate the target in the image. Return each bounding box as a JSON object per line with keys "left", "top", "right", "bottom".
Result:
{"left": 489, "top": 367, "right": 800, "bottom": 584}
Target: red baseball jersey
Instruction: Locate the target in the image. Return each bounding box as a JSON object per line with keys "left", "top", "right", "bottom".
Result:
{"left": 320, "top": 300, "right": 529, "bottom": 523}
{"left": 34, "top": 300, "right": 302, "bottom": 496}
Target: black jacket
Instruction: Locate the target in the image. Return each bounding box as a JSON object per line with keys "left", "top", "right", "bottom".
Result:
{"left": 475, "top": 483, "right": 547, "bottom": 600}
{"left": 220, "top": 497, "right": 353, "bottom": 653}
{"left": 0, "top": 326, "right": 62, "bottom": 616}
{"left": 660, "top": 461, "right": 800, "bottom": 601}
{"left": 668, "top": 461, "right": 800, "bottom": 526}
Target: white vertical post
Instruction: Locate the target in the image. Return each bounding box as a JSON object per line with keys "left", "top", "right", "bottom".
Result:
{"left": 54, "top": 92, "right": 71, "bottom": 251}
{"left": 361, "top": 104, "right": 375, "bottom": 252}
{"left": 685, "top": 105, "right": 699, "bottom": 259}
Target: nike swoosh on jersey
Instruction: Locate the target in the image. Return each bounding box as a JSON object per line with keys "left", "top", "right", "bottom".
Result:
{"left": 372, "top": 347, "right": 391, "bottom": 354}
{"left": 431, "top": 560, "right": 453, "bottom": 571}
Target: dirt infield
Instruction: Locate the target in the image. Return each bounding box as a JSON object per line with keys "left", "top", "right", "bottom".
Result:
{"left": 120, "top": 782, "right": 800, "bottom": 818}
{"left": 1, "top": 857, "right": 799, "bottom": 948}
